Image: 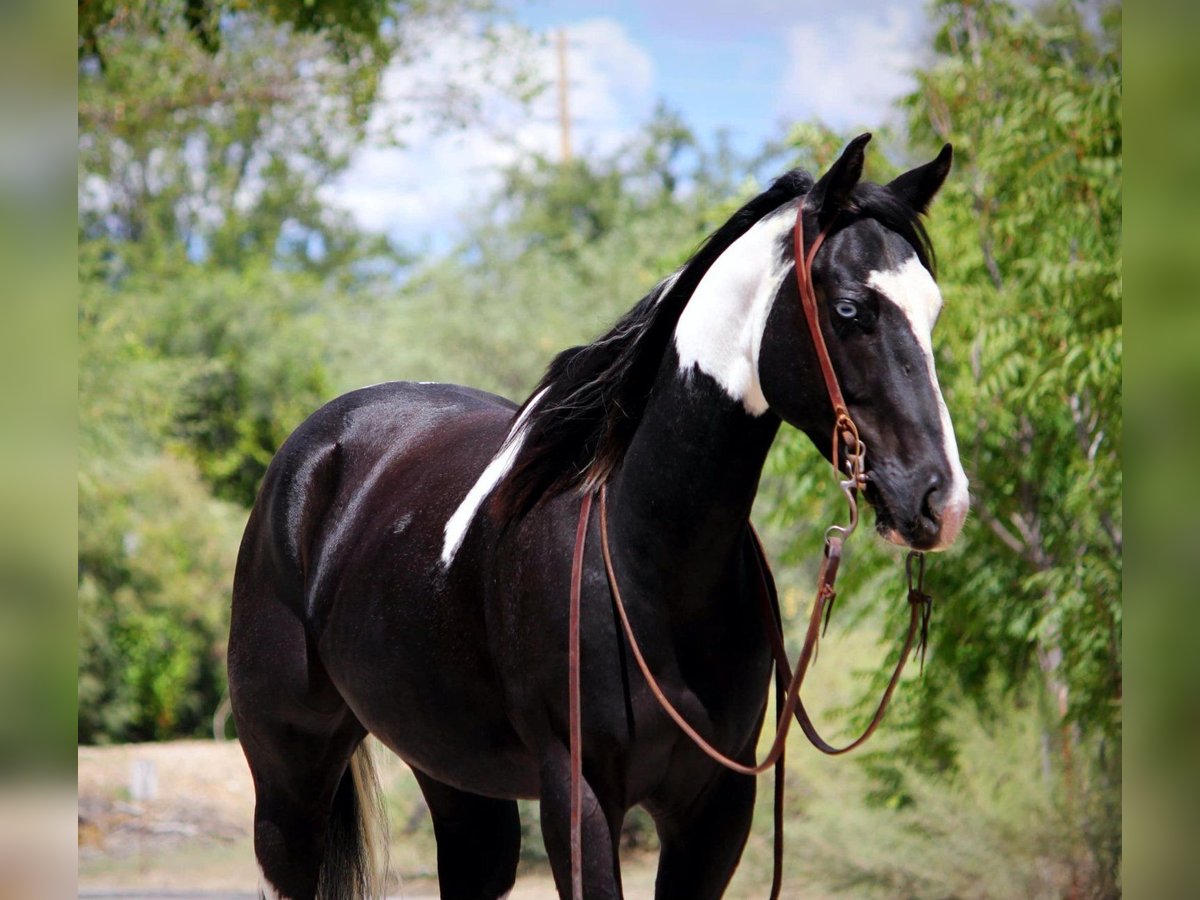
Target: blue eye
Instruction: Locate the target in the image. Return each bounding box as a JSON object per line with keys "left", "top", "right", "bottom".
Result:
{"left": 834, "top": 300, "right": 857, "bottom": 319}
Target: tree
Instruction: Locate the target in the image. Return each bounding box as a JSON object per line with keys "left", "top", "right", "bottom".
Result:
{"left": 761, "top": 1, "right": 1120, "bottom": 891}
{"left": 491, "top": 104, "right": 741, "bottom": 261}
{"left": 905, "top": 0, "right": 1121, "bottom": 744}
{"left": 78, "top": 0, "right": 532, "bottom": 274}
{"left": 760, "top": 5, "right": 1119, "bottom": 891}
{"left": 376, "top": 108, "right": 740, "bottom": 401}
{"left": 912, "top": 6, "right": 1121, "bottom": 891}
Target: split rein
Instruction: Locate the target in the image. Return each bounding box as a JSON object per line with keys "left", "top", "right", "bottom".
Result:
{"left": 566, "top": 200, "right": 934, "bottom": 900}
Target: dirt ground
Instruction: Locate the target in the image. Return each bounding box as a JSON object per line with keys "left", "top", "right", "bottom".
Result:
{"left": 76, "top": 629, "right": 917, "bottom": 899}
{"left": 79, "top": 739, "right": 265, "bottom": 895}
{"left": 77, "top": 739, "right": 658, "bottom": 898}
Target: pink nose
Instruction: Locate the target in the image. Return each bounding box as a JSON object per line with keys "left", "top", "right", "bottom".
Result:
{"left": 918, "top": 472, "right": 969, "bottom": 551}
{"left": 935, "top": 495, "right": 967, "bottom": 549}
{"left": 924, "top": 477, "right": 969, "bottom": 550}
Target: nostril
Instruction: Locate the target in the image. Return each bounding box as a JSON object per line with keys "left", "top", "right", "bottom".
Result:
{"left": 921, "top": 475, "right": 944, "bottom": 524}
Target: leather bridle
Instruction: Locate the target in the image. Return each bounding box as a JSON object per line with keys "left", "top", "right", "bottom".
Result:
{"left": 566, "top": 197, "right": 934, "bottom": 900}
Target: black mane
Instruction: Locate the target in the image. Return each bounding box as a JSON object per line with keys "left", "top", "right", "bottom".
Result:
{"left": 490, "top": 169, "right": 933, "bottom": 523}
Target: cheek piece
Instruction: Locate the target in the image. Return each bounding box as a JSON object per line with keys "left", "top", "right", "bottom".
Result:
{"left": 790, "top": 203, "right": 867, "bottom": 541}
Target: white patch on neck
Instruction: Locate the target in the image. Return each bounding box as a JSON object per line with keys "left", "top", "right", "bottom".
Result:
{"left": 258, "top": 862, "right": 288, "bottom": 900}
{"left": 868, "top": 256, "right": 970, "bottom": 547}
{"left": 672, "top": 208, "right": 795, "bottom": 414}
{"left": 440, "top": 388, "right": 549, "bottom": 566}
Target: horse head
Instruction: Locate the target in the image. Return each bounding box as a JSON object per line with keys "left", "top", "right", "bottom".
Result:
{"left": 757, "top": 135, "right": 969, "bottom": 551}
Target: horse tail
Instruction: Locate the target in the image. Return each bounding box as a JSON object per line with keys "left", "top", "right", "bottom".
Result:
{"left": 317, "top": 740, "right": 389, "bottom": 900}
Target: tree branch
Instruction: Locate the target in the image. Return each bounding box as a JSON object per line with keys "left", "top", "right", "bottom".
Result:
{"left": 977, "top": 504, "right": 1027, "bottom": 555}
{"left": 973, "top": 186, "right": 1004, "bottom": 291}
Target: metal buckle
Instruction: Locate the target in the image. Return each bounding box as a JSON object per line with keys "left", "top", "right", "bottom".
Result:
{"left": 825, "top": 412, "right": 867, "bottom": 544}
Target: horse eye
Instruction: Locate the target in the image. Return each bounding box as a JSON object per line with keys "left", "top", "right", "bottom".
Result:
{"left": 834, "top": 301, "right": 857, "bottom": 319}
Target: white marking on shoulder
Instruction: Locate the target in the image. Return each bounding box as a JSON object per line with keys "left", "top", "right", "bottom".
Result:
{"left": 868, "top": 255, "right": 970, "bottom": 548}
{"left": 673, "top": 207, "right": 795, "bottom": 415}
{"left": 258, "top": 862, "right": 289, "bottom": 900}
{"left": 440, "top": 388, "right": 549, "bottom": 566}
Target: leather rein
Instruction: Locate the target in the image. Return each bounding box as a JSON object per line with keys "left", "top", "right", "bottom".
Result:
{"left": 566, "top": 198, "right": 934, "bottom": 900}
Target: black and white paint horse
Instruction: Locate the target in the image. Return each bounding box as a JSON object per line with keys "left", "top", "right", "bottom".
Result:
{"left": 229, "top": 134, "right": 969, "bottom": 900}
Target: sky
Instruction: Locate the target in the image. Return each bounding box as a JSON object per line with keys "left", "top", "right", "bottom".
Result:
{"left": 323, "top": 0, "right": 938, "bottom": 253}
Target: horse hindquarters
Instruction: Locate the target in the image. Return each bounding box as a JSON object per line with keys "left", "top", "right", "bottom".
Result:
{"left": 229, "top": 528, "right": 386, "bottom": 900}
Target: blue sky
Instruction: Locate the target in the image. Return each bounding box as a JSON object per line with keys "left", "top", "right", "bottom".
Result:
{"left": 519, "top": 0, "right": 930, "bottom": 152}
{"left": 521, "top": 0, "right": 796, "bottom": 158}
{"left": 325, "top": 0, "right": 936, "bottom": 251}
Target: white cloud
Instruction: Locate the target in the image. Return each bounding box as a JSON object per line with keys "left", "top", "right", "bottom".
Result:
{"left": 560, "top": 19, "right": 656, "bottom": 152}
{"left": 777, "top": 5, "right": 922, "bottom": 130}
{"left": 322, "top": 17, "right": 656, "bottom": 249}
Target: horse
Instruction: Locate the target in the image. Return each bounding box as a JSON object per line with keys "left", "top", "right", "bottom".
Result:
{"left": 228, "top": 133, "right": 970, "bottom": 900}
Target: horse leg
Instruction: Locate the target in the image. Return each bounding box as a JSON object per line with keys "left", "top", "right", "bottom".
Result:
{"left": 537, "top": 745, "right": 624, "bottom": 899}
{"left": 412, "top": 770, "right": 520, "bottom": 899}
{"left": 651, "top": 766, "right": 757, "bottom": 900}
{"left": 230, "top": 592, "right": 381, "bottom": 900}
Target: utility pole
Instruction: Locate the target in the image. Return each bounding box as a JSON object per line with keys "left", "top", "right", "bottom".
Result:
{"left": 556, "top": 28, "right": 572, "bottom": 164}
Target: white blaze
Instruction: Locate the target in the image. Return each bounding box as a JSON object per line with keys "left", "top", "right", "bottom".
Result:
{"left": 440, "top": 388, "right": 549, "bottom": 566}
{"left": 867, "top": 256, "right": 970, "bottom": 548}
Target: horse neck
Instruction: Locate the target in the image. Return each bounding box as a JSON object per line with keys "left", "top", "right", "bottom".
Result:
{"left": 607, "top": 352, "right": 781, "bottom": 607}
{"left": 603, "top": 204, "right": 796, "bottom": 607}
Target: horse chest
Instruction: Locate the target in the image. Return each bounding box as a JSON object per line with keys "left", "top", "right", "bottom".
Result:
{"left": 490, "top": 564, "right": 770, "bottom": 788}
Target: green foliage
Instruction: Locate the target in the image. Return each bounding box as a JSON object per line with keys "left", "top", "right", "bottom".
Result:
{"left": 79, "top": 0, "right": 395, "bottom": 60}
{"left": 80, "top": 1, "right": 380, "bottom": 269}
{"left": 78, "top": 0, "right": 523, "bottom": 278}
{"left": 760, "top": 4, "right": 1120, "bottom": 888}
{"left": 781, "top": 684, "right": 1117, "bottom": 898}
{"left": 81, "top": 256, "right": 330, "bottom": 507}
{"left": 498, "top": 155, "right": 632, "bottom": 259}
{"left": 491, "top": 106, "right": 735, "bottom": 262}
{"left": 765, "top": 0, "right": 1120, "bottom": 745}
{"left": 902, "top": 0, "right": 1121, "bottom": 740}
{"left": 79, "top": 251, "right": 334, "bottom": 740}
{"left": 78, "top": 455, "right": 244, "bottom": 742}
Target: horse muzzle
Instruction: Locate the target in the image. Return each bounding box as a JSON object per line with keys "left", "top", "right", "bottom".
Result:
{"left": 867, "top": 466, "right": 969, "bottom": 552}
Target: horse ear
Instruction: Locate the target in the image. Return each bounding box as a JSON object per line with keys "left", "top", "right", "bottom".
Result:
{"left": 886, "top": 143, "right": 953, "bottom": 214}
{"left": 811, "top": 133, "right": 871, "bottom": 228}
